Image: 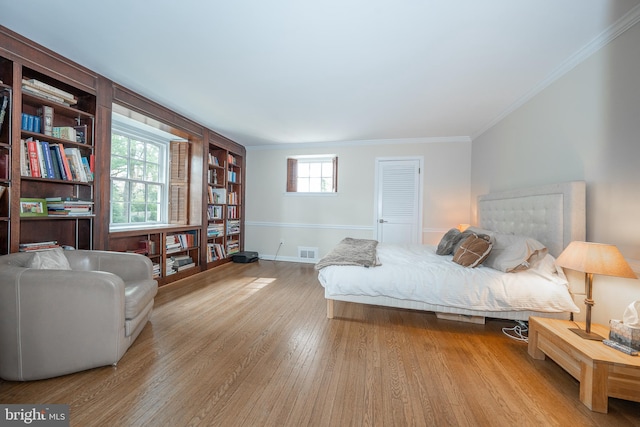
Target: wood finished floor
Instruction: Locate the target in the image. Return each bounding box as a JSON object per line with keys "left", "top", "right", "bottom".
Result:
{"left": 1, "top": 261, "right": 639, "bottom": 426}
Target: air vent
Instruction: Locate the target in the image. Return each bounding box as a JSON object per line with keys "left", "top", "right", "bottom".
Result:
{"left": 298, "top": 246, "right": 318, "bottom": 260}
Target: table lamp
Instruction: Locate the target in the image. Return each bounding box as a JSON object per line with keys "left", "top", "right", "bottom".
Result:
{"left": 556, "top": 241, "right": 637, "bottom": 340}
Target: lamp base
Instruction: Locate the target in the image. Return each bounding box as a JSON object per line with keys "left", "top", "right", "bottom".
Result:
{"left": 570, "top": 328, "right": 604, "bottom": 341}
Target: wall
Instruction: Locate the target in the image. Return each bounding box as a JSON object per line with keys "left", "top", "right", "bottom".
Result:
{"left": 471, "top": 21, "right": 640, "bottom": 324}
{"left": 245, "top": 139, "right": 471, "bottom": 261}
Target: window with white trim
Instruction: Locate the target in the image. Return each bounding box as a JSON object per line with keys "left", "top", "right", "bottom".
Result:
{"left": 110, "top": 114, "right": 170, "bottom": 228}
{"left": 286, "top": 155, "right": 338, "bottom": 193}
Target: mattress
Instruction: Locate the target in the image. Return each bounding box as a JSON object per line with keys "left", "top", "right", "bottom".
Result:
{"left": 317, "top": 243, "right": 580, "bottom": 315}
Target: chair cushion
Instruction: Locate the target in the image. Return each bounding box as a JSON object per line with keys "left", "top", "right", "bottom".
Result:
{"left": 124, "top": 280, "right": 158, "bottom": 320}
{"left": 26, "top": 248, "right": 72, "bottom": 270}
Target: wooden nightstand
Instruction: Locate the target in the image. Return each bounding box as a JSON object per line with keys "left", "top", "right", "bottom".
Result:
{"left": 528, "top": 316, "right": 640, "bottom": 413}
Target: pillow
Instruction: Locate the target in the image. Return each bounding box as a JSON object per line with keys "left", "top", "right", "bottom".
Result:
{"left": 452, "top": 234, "right": 493, "bottom": 268}
{"left": 483, "top": 233, "right": 547, "bottom": 273}
{"left": 436, "top": 228, "right": 460, "bottom": 255}
{"left": 26, "top": 248, "right": 72, "bottom": 270}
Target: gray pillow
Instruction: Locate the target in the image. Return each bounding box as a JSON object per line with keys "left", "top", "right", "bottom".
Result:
{"left": 436, "top": 228, "right": 461, "bottom": 255}
{"left": 26, "top": 248, "right": 72, "bottom": 270}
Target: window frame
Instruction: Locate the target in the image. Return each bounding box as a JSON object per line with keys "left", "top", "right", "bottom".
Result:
{"left": 109, "top": 116, "right": 171, "bottom": 230}
{"left": 286, "top": 155, "right": 338, "bottom": 194}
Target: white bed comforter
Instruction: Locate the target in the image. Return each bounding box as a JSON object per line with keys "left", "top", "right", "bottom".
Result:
{"left": 317, "top": 244, "right": 580, "bottom": 314}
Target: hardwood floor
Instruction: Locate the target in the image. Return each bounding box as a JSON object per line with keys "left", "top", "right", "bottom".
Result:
{"left": 1, "top": 261, "right": 639, "bottom": 426}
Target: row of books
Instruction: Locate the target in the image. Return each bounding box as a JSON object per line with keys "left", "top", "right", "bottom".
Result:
{"left": 21, "top": 138, "right": 93, "bottom": 182}
{"left": 207, "top": 205, "right": 223, "bottom": 220}
{"left": 227, "top": 205, "right": 239, "bottom": 219}
{"left": 227, "top": 153, "right": 237, "bottom": 165}
{"left": 228, "top": 170, "right": 239, "bottom": 183}
{"left": 227, "top": 220, "right": 241, "bottom": 235}
{"left": 227, "top": 239, "right": 240, "bottom": 255}
{"left": 46, "top": 198, "right": 93, "bottom": 216}
{"left": 207, "top": 243, "right": 226, "bottom": 262}
{"left": 20, "top": 113, "right": 42, "bottom": 133}
{"left": 228, "top": 191, "right": 239, "bottom": 205}
{"left": 208, "top": 153, "right": 221, "bottom": 166}
{"left": 18, "top": 240, "right": 62, "bottom": 252}
{"left": 165, "top": 232, "right": 198, "bottom": 254}
{"left": 22, "top": 105, "right": 88, "bottom": 144}
{"left": 21, "top": 78, "right": 77, "bottom": 106}
{"left": 208, "top": 187, "right": 226, "bottom": 204}
{"left": 207, "top": 223, "right": 224, "bottom": 238}
{"left": 171, "top": 254, "right": 196, "bottom": 271}
{"left": 0, "top": 93, "right": 9, "bottom": 135}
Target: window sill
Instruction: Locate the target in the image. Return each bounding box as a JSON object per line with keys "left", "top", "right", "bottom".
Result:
{"left": 283, "top": 192, "right": 338, "bottom": 197}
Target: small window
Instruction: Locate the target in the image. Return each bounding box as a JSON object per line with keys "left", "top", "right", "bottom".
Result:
{"left": 287, "top": 155, "right": 338, "bottom": 193}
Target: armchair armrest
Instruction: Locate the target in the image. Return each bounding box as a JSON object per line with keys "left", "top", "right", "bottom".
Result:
{"left": 0, "top": 268, "right": 127, "bottom": 381}
{"left": 65, "top": 250, "right": 153, "bottom": 283}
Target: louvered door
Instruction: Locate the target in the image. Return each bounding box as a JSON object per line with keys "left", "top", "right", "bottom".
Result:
{"left": 374, "top": 158, "right": 422, "bottom": 244}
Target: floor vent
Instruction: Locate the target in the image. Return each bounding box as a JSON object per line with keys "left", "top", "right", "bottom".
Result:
{"left": 298, "top": 247, "right": 318, "bottom": 260}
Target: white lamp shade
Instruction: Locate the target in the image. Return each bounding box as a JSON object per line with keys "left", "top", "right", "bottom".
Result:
{"left": 556, "top": 241, "right": 637, "bottom": 279}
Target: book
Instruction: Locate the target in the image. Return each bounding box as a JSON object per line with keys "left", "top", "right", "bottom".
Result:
{"left": 45, "top": 196, "right": 81, "bottom": 202}
{"left": 64, "top": 147, "right": 87, "bottom": 182}
{"left": 55, "top": 143, "right": 73, "bottom": 181}
{"left": 39, "top": 105, "right": 54, "bottom": 136}
{"left": 24, "top": 79, "right": 76, "bottom": 102}
{"left": 0, "top": 185, "right": 6, "bottom": 201}
{"left": 21, "top": 84, "right": 71, "bottom": 106}
{"left": 53, "top": 126, "right": 76, "bottom": 142}
{"left": 39, "top": 140, "right": 56, "bottom": 179}
{"left": 0, "top": 152, "right": 8, "bottom": 180}
{"left": 20, "top": 139, "right": 30, "bottom": 176}
{"left": 81, "top": 156, "right": 93, "bottom": 181}
{"left": 0, "top": 94, "right": 8, "bottom": 135}
{"left": 26, "top": 139, "right": 41, "bottom": 177}
{"left": 50, "top": 144, "right": 68, "bottom": 180}
{"left": 74, "top": 125, "right": 88, "bottom": 144}
{"left": 35, "top": 140, "right": 47, "bottom": 178}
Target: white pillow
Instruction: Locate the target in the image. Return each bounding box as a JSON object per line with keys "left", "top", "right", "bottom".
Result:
{"left": 26, "top": 248, "right": 72, "bottom": 270}
{"left": 483, "top": 233, "right": 547, "bottom": 273}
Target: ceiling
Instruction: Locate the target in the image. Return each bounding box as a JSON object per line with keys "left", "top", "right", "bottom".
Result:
{"left": 2, "top": 1, "right": 640, "bottom": 147}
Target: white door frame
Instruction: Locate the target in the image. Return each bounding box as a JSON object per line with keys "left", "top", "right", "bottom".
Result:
{"left": 373, "top": 156, "right": 424, "bottom": 243}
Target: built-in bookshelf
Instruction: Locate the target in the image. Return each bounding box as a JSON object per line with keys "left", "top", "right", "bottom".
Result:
{"left": 206, "top": 143, "right": 244, "bottom": 267}
{"left": 15, "top": 66, "right": 96, "bottom": 252}
{"left": 109, "top": 226, "right": 201, "bottom": 285}
{"left": 1, "top": 26, "right": 245, "bottom": 288}
{"left": 206, "top": 147, "right": 229, "bottom": 266}
{"left": 0, "top": 78, "right": 12, "bottom": 255}
{"left": 226, "top": 152, "right": 242, "bottom": 256}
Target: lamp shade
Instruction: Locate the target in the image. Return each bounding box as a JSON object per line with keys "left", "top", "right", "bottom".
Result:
{"left": 556, "top": 241, "right": 637, "bottom": 279}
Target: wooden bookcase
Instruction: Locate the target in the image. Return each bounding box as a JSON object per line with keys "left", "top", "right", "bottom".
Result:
{"left": 108, "top": 225, "right": 201, "bottom": 286}
{"left": 205, "top": 140, "right": 244, "bottom": 268}
{"left": 0, "top": 25, "right": 245, "bottom": 288}
{"left": 0, "top": 60, "right": 12, "bottom": 255}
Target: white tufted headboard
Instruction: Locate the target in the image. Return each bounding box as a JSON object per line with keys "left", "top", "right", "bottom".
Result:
{"left": 477, "top": 181, "right": 586, "bottom": 257}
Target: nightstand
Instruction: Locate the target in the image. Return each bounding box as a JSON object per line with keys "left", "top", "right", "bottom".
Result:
{"left": 528, "top": 316, "right": 640, "bottom": 413}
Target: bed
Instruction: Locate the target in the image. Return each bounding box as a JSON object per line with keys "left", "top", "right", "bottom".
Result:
{"left": 316, "top": 181, "right": 586, "bottom": 322}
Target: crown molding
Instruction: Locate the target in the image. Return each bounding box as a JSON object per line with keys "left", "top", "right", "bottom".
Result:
{"left": 245, "top": 136, "right": 471, "bottom": 151}
{"left": 472, "top": 3, "right": 640, "bottom": 140}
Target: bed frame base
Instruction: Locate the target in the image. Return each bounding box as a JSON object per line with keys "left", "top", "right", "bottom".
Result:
{"left": 325, "top": 297, "right": 571, "bottom": 322}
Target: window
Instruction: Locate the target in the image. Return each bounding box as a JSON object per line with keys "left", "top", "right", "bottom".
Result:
{"left": 110, "top": 114, "right": 170, "bottom": 228}
{"left": 286, "top": 155, "right": 338, "bottom": 193}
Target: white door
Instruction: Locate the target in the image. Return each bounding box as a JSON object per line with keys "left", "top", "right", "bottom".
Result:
{"left": 374, "top": 158, "right": 422, "bottom": 244}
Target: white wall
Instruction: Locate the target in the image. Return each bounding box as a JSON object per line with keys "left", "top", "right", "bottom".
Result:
{"left": 471, "top": 21, "right": 640, "bottom": 325}
{"left": 245, "top": 139, "right": 471, "bottom": 262}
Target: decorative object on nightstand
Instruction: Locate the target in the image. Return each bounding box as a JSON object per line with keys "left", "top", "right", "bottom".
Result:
{"left": 609, "top": 300, "right": 640, "bottom": 350}
{"left": 556, "top": 241, "right": 637, "bottom": 340}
